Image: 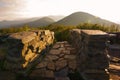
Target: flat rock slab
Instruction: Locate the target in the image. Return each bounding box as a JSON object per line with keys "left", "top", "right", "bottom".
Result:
{"left": 82, "top": 30, "right": 107, "bottom": 35}
{"left": 9, "top": 32, "right": 36, "bottom": 44}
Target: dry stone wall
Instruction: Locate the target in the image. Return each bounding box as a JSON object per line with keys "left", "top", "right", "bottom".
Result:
{"left": 69, "top": 29, "right": 110, "bottom": 80}
{"left": 3, "top": 30, "right": 54, "bottom": 73}
{"left": 29, "top": 41, "right": 77, "bottom": 80}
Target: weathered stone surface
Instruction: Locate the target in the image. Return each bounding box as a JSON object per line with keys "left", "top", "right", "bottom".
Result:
{"left": 2, "top": 30, "right": 54, "bottom": 74}
{"left": 36, "top": 61, "right": 47, "bottom": 69}
{"left": 64, "top": 55, "right": 76, "bottom": 60}
{"left": 69, "top": 29, "right": 110, "bottom": 80}
{"left": 25, "top": 49, "right": 35, "bottom": 61}
{"left": 44, "top": 70, "right": 54, "bottom": 78}
{"left": 55, "top": 68, "right": 68, "bottom": 77}
{"left": 29, "top": 41, "right": 77, "bottom": 79}
{"left": 55, "top": 60, "right": 67, "bottom": 71}
{"left": 69, "top": 29, "right": 81, "bottom": 49}
{"left": 9, "top": 32, "right": 36, "bottom": 44}
{"left": 53, "top": 44, "right": 60, "bottom": 49}
{"left": 60, "top": 43, "right": 64, "bottom": 48}
{"left": 49, "top": 49, "right": 61, "bottom": 55}
{"left": 62, "top": 50, "right": 70, "bottom": 55}
{"left": 59, "top": 54, "right": 65, "bottom": 58}
{"left": 47, "top": 61, "right": 55, "bottom": 70}
{"left": 4, "top": 61, "right": 23, "bottom": 69}
{"left": 82, "top": 30, "right": 107, "bottom": 35}
{"left": 58, "top": 58, "right": 64, "bottom": 60}
{"left": 6, "top": 55, "right": 23, "bottom": 62}
{"left": 68, "top": 60, "right": 77, "bottom": 70}
{"left": 82, "top": 69, "right": 109, "bottom": 80}
{"left": 29, "top": 68, "right": 46, "bottom": 78}
{"left": 22, "top": 44, "right": 28, "bottom": 57}
{"left": 55, "top": 77, "right": 70, "bottom": 80}
{"left": 0, "top": 47, "right": 7, "bottom": 60}
{"left": 46, "top": 55, "right": 59, "bottom": 61}
{"left": 64, "top": 44, "right": 71, "bottom": 47}
{"left": 0, "top": 71, "right": 16, "bottom": 80}
{"left": 66, "top": 47, "right": 75, "bottom": 51}
{"left": 59, "top": 47, "right": 65, "bottom": 51}
{"left": 30, "top": 69, "right": 54, "bottom": 78}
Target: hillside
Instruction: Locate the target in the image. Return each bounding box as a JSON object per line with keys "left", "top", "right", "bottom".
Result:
{"left": 0, "top": 15, "right": 65, "bottom": 28}
{"left": 55, "top": 12, "right": 116, "bottom": 26}
{"left": 0, "top": 17, "right": 56, "bottom": 28}
{"left": 0, "top": 18, "right": 40, "bottom": 28}
{"left": 48, "top": 15, "right": 65, "bottom": 21}
{"left": 22, "top": 17, "right": 55, "bottom": 27}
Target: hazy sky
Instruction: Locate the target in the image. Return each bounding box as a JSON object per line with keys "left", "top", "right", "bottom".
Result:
{"left": 0, "top": 0, "right": 120, "bottom": 23}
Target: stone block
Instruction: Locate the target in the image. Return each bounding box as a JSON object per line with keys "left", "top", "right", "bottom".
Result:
{"left": 47, "top": 61, "right": 55, "bottom": 70}
{"left": 55, "top": 60, "right": 67, "bottom": 71}
{"left": 49, "top": 49, "right": 61, "bottom": 55}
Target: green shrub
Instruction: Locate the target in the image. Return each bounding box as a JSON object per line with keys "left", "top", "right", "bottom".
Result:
{"left": 77, "top": 23, "right": 120, "bottom": 32}
{"left": 0, "top": 23, "right": 119, "bottom": 41}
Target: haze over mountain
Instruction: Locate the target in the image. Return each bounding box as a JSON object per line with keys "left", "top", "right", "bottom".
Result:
{"left": 55, "top": 12, "right": 117, "bottom": 26}
{"left": 0, "top": 12, "right": 119, "bottom": 28}
{"left": 0, "top": 15, "right": 64, "bottom": 28}
{"left": 48, "top": 15, "right": 65, "bottom": 21}
{"left": 0, "top": 18, "right": 40, "bottom": 28}
{"left": 22, "top": 17, "right": 55, "bottom": 27}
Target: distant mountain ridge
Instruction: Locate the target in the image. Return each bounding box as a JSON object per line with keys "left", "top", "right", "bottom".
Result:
{"left": 22, "top": 17, "right": 55, "bottom": 27}
{"left": 0, "top": 12, "right": 119, "bottom": 28}
{"left": 55, "top": 12, "right": 117, "bottom": 26}
{"left": 0, "top": 18, "right": 40, "bottom": 28}
{"left": 48, "top": 15, "right": 65, "bottom": 21}
{"left": 0, "top": 15, "right": 64, "bottom": 28}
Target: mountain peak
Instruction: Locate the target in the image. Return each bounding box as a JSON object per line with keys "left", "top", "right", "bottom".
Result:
{"left": 55, "top": 12, "right": 116, "bottom": 26}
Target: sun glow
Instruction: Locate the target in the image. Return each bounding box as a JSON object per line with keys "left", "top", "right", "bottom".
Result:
{"left": 18, "top": 0, "right": 120, "bottom": 23}
{"left": 25, "top": 0, "right": 43, "bottom": 17}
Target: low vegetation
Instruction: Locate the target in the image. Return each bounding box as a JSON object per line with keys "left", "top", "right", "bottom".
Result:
{"left": 0, "top": 23, "right": 119, "bottom": 41}
{"left": 77, "top": 23, "right": 119, "bottom": 32}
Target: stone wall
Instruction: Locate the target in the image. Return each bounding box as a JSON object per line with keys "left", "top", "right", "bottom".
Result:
{"left": 69, "top": 29, "right": 110, "bottom": 80}
{"left": 2, "top": 30, "right": 54, "bottom": 74}
{"left": 109, "top": 32, "right": 120, "bottom": 44}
